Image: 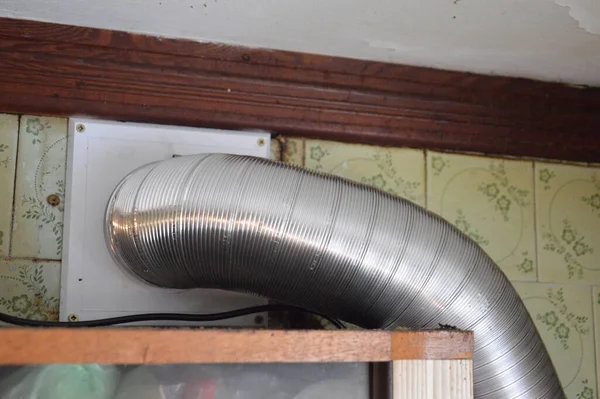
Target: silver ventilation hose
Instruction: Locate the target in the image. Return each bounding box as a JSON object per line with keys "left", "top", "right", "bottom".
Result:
{"left": 105, "top": 153, "right": 564, "bottom": 398}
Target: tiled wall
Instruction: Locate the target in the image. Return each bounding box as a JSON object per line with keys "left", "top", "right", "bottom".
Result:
{"left": 279, "top": 137, "right": 600, "bottom": 399}
{"left": 0, "top": 114, "right": 599, "bottom": 397}
{"left": 0, "top": 114, "right": 63, "bottom": 322}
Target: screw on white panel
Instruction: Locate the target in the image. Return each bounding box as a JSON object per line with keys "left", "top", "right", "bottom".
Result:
{"left": 68, "top": 314, "right": 79, "bottom": 322}
{"left": 76, "top": 124, "right": 85, "bottom": 133}
{"left": 257, "top": 138, "right": 265, "bottom": 147}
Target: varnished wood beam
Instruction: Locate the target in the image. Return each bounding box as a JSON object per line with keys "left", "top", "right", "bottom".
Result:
{"left": 0, "top": 17, "right": 598, "bottom": 161}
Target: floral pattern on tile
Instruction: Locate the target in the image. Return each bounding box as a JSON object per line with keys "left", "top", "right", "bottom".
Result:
{"left": 270, "top": 138, "right": 281, "bottom": 162}
{"left": 12, "top": 116, "right": 67, "bottom": 259}
{"left": 305, "top": 140, "right": 425, "bottom": 206}
{"left": 593, "top": 286, "right": 600, "bottom": 398}
{"left": 427, "top": 152, "right": 536, "bottom": 281}
{"left": 0, "top": 114, "right": 18, "bottom": 256}
{"left": 0, "top": 260, "right": 60, "bottom": 321}
{"left": 536, "top": 163, "right": 600, "bottom": 282}
{"left": 514, "top": 282, "right": 595, "bottom": 398}
{"left": 282, "top": 137, "right": 305, "bottom": 167}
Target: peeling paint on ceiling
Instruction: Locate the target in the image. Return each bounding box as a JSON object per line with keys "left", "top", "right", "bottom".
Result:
{"left": 553, "top": 0, "right": 600, "bottom": 34}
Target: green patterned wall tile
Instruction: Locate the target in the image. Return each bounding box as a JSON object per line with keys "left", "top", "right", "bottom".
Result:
{"left": 593, "top": 286, "right": 600, "bottom": 398}
{"left": 304, "top": 140, "right": 425, "bottom": 206}
{"left": 514, "top": 282, "right": 596, "bottom": 398}
{"left": 270, "top": 138, "right": 281, "bottom": 162}
{"left": 0, "top": 259, "right": 60, "bottom": 321}
{"left": 427, "top": 152, "right": 536, "bottom": 281}
{"left": 0, "top": 114, "right": 18, "bottom": 257}
{"left": 282, "top": 137, "right": 305, "bottom": 167}
{"left": 536, "top": 163, "right": 600, "bottom": 283}
{"left": 11, "top": 116, "right": 67, "bottom": 260}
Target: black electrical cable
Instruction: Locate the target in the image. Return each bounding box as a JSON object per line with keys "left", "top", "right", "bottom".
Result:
{"left": 0, "top": 304, "right": 346, "bottom": 329}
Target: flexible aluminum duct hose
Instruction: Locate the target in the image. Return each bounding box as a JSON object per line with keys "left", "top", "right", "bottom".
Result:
{"left": 105, "top": 153, "right": 564, "bottom": 398}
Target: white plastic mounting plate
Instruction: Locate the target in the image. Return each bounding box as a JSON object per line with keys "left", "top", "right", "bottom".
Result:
{"left": 61, "top": 118, "right": 271, "bottom": 326}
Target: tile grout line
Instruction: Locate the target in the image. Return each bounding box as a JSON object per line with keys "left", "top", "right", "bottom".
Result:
{"left": 423, "top": 147, "right": 592, "bottom": 166}
{"left": 0, "top": 256, "right": 61, "bottom": 263}
{"left": 590, "top": 286, "right": 599, "bottom": 398}
{"left": 423, "top": 149, "right": 428, "bottom": 209}
{"left": 7, "top": 115, "right": 21, "bottom": 258}
{"left": 302, "top": 137, "right": 306, "bottom": 168}
{"left": 532, "top": 161, "right": 540, "bottom": 283}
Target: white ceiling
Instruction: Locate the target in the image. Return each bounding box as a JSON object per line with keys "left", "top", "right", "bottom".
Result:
{"left": 2, "top": 0, "right": 600, "bottom": 85}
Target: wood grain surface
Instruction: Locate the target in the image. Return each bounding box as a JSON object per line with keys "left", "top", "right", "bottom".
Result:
{"left": 0, "top": 17, "right": 598, "bottom": 161}
{"left": 0, "top": 329, "right": 473, "bottom": 365}
{"left": 393, "top": 360, "right": 474, "bottom": 399}
{"left": 391, "top": 330, "right": 474, "bottom": 360}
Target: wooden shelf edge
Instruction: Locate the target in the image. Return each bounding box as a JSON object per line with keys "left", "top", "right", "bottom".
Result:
{"left": 0, "top": 329, "right": 473, "bottom": 365}
{"left": 391, "top": 330, "right": 474, "bottom": 361}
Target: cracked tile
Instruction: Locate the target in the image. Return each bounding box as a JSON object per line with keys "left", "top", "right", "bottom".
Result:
{"left": 12, "top": 116, "right": 67, "bottom": 259}
{"left": 0, "top": 114, "right": 18, "bottom": 257}
{"left": 0, "top": 259, "right": 60, "bottom": 321}
{"left": 270, "top": 138, "right": 281, "bottom": 161}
